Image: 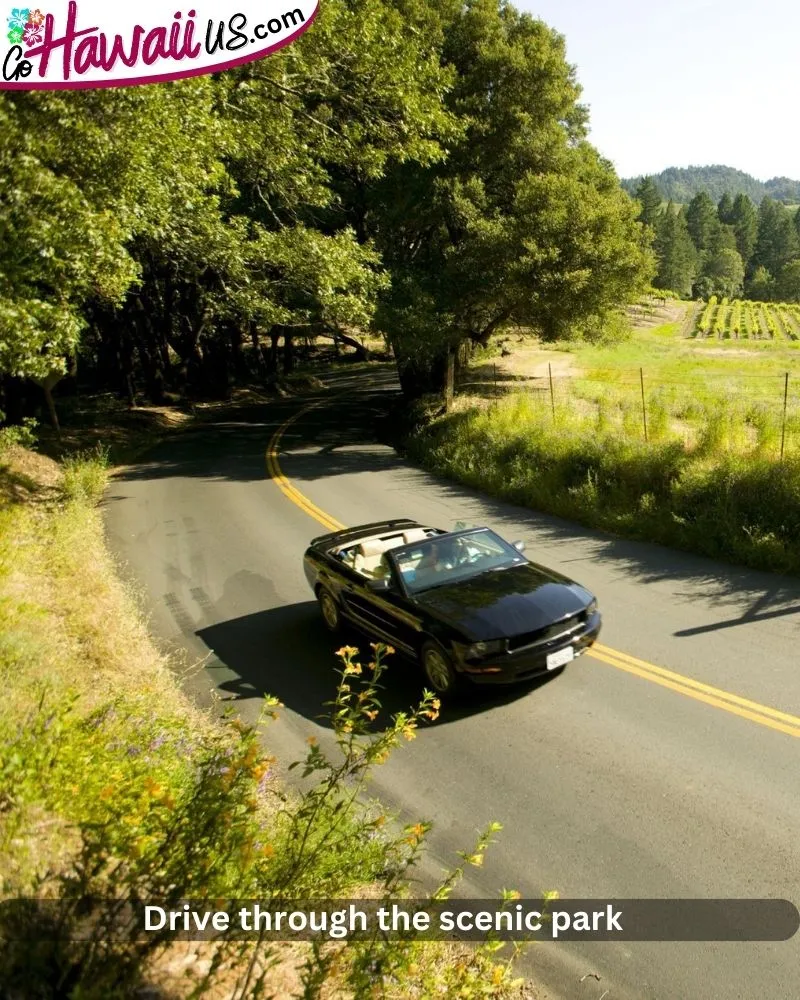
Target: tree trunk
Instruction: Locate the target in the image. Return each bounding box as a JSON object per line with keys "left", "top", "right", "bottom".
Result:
{"left": 31, "top": 371, "right": 64, "bottom": 434}
{"left": 444, "top": 346, "right": 456, "bottom": 412}
{"left": 395, "top": 350, "right": 448, "bottom": 400}
{"left": 268, "top": 328, "right": 280, "bottom": 375}
{"left": 133, "top": 297, "right": 167, "bottom": 404}
{"left": 43, "top": 383, "right": 61, "bottom": 435}
{"left": 282, "top": 329, "right": 294, "bottom": 374}
{"left": 250, "top": 322, "right": 267, "bottom": 377}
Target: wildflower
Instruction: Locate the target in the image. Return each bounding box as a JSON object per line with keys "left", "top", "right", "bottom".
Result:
{"left": 306, "top": 736, "right": 318, "bottom": 747}
{"left": 404, "top": 823, "right": 426, "bottom": 845}
{"left": 467, "top": 853, "right": 484, "bottom": 868}
{"left": 336, "top": 645, "right": 358, "bottom": 659}
{"left": 364, "top": 710, "right": 378, "bottom": 722}
{"left": 144, "top": 777, "right": 163, "bottom": 797}
{"left": 344, "top": 661, "right": 362, "bottom": 675}
{"left": 402, "top": 724, "right": 417, "bottom": 741}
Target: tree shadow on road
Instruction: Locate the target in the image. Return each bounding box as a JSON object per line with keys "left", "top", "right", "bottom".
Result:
{"left": 195, "top": 600, "right": 558, "bottom": 732}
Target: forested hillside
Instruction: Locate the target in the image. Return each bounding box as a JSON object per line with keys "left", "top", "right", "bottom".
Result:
{"left": 634, "top": 177, "right": 800, "bottom": 300}
{"left": 0, "top": 0, "right": 653, "bottom": 427}
{"left": 622, "top": 165, "right": 800, "bottom": 205}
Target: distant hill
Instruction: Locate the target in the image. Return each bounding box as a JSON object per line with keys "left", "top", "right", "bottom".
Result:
{"left": 621, "top": 166, "right": 800, "bottom": 206}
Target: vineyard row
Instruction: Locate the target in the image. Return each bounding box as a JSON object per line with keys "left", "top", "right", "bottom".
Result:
{"left": 693, "top": 298, "right": 800, "bottom": 341}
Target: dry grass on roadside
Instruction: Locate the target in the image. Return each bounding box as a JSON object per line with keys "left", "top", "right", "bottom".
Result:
{"left": 0, "top": 442, "right": 532, "bottom": 1000}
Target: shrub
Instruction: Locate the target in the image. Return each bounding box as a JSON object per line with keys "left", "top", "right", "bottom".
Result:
{"left": 407, "top": 393, "right": 800, "bottom": 574}
{"left": 60, "top": 445, "right": 110, "bottom": 504}
{"left": 0, "top": 417, "right": 38, "bottom": 453}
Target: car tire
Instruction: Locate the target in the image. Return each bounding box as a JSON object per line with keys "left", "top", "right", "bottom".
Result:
{"left": 317, "top": 587, "right": 341, "bottom": 634}
{"left": 420, "top": 641, "right": 461, "bottom": 698}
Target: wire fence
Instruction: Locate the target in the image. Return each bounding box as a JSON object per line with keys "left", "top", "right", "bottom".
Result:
{"left": 457, "top": 363, "right": 800, "bottom": 460}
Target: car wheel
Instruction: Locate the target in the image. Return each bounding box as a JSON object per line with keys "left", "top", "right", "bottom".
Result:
{"left": 318, "top": 587, "right": 341, "bottom": 633}
{"left": 421, "top": 641, "right": 460, "bottom": 697}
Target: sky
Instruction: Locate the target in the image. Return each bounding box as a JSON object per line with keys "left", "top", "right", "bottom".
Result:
{"left": 517, "top": 0, "right": 800, "bottom": 181}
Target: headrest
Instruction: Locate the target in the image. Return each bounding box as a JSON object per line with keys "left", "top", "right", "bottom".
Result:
{"left": 403, "top": 528, "right": 429, "bottom": 544}
{"left": 358, "top": 539, "right": 386, "bottom": 557}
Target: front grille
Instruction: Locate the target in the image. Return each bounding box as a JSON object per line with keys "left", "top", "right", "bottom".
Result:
{"left": 507, "top": 612, "right": 585, "bottom": 652}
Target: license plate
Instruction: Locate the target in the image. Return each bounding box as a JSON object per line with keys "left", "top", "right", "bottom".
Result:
{"left": 547, "top": 646, "right": 574, "bottom": 671}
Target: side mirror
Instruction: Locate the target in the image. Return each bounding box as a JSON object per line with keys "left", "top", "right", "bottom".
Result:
{"left": 367, "top": 577, "right": 392, "bottom": 593}
{"left": 512, "top": 540, "right": 526, "bottom": 552}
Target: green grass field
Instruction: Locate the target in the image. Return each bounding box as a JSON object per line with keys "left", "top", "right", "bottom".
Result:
{"left": 408, "top": 303, "right": 800, "bottom": 575}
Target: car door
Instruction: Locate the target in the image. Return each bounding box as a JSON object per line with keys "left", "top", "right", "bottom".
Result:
{"left": 344, "top": 559, "right": 423, "bottom": 656}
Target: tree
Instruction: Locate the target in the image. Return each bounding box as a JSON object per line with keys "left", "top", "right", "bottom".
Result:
{"left": 752, "top": 197, "right": 799, "bottom": 280}
{"left": 718, "top": 192, "right": 735, "bottom": 225}
{"left": 371, "top": 1, "right": 653, "bottom": 397}
{"left": 653, "top": 205, "right": 697, "bottom": 297}
{"left": 686, "top": 192, "right": 720, "bottom": 252}
{"left": 745, "top": 265, "right": 775, "bottom": 302}
{"left": 635, "top": 176, "right": 663, "bottom": 229}
{"left": 776, "top": 260, "right": 800, "bottom": 302}
{"left": 703, "top": 247, "right": 745, "bottom": 299}
{"left": 729, "top": 193, "right": 758, "bottom": 267}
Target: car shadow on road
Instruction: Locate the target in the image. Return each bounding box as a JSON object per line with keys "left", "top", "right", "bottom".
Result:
{"left": 195, "top": 600, "right": 557, "bottom": 732}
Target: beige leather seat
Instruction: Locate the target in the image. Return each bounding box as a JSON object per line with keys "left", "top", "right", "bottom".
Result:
{"left": 353, "top": 529, "right": 432, "bottom": 579}
{"left": 354, "top": 539, "right": 389, "bottom": 578}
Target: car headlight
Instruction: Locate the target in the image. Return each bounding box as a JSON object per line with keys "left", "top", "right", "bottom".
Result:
{"left": 457, "top": 639, "right": 507, "bottom": 660}
{"left": 586, "top": 598, "right": 598, "bottom": 615}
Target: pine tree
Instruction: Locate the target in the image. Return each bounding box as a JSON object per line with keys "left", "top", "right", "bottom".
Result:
{"left": 718, "top": 192, "right": 735, "bottom": 225}
{"left": 729, "top": 194, "right": 758, "bottom": 269}
{"left": 686, "top": 192, "right": 718, "bottom": 252}
{"left": 635, "top": 176, "right": 663, "bottom": 229}
{"left": 653, "top": 204, "right": 697, "bottom": 298}
{"left": 753, "top": 197, "right": 800, "bottom": 279}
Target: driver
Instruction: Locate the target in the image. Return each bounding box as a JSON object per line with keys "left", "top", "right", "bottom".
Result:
{"left": 416, "top": 538, "right": 462, "bottom": 573}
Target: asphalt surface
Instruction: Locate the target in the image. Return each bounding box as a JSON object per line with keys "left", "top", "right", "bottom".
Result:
{"left": 104, "top": 367, "right": 800, "bottom": 1000}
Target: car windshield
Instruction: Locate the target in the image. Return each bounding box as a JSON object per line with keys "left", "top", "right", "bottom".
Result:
{"left": 392, "top": 529, "right": 526, "bottom": 594}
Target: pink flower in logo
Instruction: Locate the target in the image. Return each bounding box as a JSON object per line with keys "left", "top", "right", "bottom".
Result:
{"left": 27, "top": 7, "right": 44, "bottom": 25}
{"left": 23, "top": 20, "right": 41, "bottom": 45}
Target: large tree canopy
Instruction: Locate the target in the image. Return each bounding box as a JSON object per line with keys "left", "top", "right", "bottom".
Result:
{"left": 370, "top": 0, "right": 653, "bottom": 394}
{"left": 1, "top": 0, "right": 655, "bottom": 417}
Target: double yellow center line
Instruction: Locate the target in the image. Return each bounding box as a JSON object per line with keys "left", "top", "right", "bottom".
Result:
{"left": 266, "top": 400, "right": 800, "bottom": 740}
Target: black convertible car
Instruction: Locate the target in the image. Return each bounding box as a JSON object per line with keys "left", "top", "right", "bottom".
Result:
{"left": 303, "top": 519, "right": 601, "bottom": 695}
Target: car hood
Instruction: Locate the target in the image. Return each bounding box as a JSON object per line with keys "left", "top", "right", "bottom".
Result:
{"left": 413, "top": 562, "right": 593, "bottom": 641}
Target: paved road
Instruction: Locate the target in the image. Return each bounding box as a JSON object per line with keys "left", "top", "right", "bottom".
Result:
{"left": 105, "top": 369, "right": 800, "bottom": 1000}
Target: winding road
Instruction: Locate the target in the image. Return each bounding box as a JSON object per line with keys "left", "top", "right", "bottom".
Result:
{"left": 105, "top": 367, "right": 800, "bottom": 1000}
